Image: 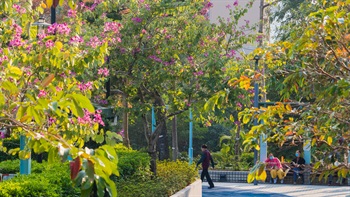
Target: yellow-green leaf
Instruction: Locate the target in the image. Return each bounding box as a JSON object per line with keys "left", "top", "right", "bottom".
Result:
{"left": 55, "top": 41, "right": 63, "bottom": 50}
{"left": 247, "top": 173, "right": 254, "bottom": 183}
{"left": 327, "top": 136, "right": 332, "bottom": 145}
{"left": 46, "top": 0, "right": 53, "bottom": 8}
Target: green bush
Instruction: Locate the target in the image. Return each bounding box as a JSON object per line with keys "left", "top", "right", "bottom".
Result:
{"left": 116, "top": 160, "right": 198, "bottom": 197}
{"left": 0, "top": 162, "right": 80, "bottom": 197}
{"left": 0, "top": 139, "right": 20, "bottom": 161}
{"left": 115, "top": 144, "right": 150, "bottom": 178}
{"left": 240, "top": 152, "right": 254, "bottom": 168}
{"left": 0, "top": 159, "right": 47, "bottom": 174}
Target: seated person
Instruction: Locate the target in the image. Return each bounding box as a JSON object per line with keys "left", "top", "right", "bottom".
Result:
{"left": 265, "top": 153, "right": 287, "bottom": 184}
{"left": 291, "top": 150, "right": 305, "bottom": 184}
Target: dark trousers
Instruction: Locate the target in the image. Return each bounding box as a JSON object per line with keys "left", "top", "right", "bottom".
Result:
{"left": 293, "top": 167, "right": 304, "bottom": 184}
{"left": 201, "top": 168, "right": 214, "bottom": 187}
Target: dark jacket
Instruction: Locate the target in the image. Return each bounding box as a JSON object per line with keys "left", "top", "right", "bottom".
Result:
{"left": 291, "top": 157, "right": 305, "bottom": 170}
{"left": 197, "top": 150, "right": 214, "bottom": 169}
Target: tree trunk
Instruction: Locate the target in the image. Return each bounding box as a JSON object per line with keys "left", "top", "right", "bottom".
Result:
{"left": 172, "top": 116, "right": 178, "bottom": 161}
{"left": 122, "top": 94, "right": 130, "bottom": 148}
{"left": 148, "top": 141, "right": 157, "bottom": 176}
{"left": 158, "top": 119, "right": 169, "bottom": 160}
{"left": 235, "top": 124, "right": 241, "bottom": 156}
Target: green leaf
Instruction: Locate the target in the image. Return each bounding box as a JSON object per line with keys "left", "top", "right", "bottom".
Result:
{"left": 72, "top": 98, "right": 84, "bottom": 117}
{"left": 72, "top": 93, "right": 95, "bottom": 113}
{"left": 0, "top": 93, "right": 5, "bottom": 110}
{"left": 95, "top": 134, "right": 105, "bottom": 144}
{"left": 29, "top": 106, "right": 42, "bottom": 124}
{"left": 2, "top": 81, "right": 19, "bottom": 94}
{"left": 48, "top": 147, "right": 59, "bottom": 163}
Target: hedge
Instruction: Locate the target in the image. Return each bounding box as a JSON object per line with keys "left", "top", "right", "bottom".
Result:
{"left": 0, "top": 161, "right": 80, "bottom": 197}
{"left": 116, "top": 160, "right": 198, "bottom": 197}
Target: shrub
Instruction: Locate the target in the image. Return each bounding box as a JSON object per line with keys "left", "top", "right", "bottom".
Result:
{"left": 0, "top": 162, "right": 80, "bottom": 197}
{"left": 116, "top": 160, "right": 198, "bottom": 197}
{"left": 115, "top": 144, "right": 150, "bottom": 178}
{"left": 0, "top": 139, "right": 20, "bottom": 161}
{"left": 0, "top": 159, "right": 47, "bottom": 174}
{"left": 157, "top": 161, "right": 198, "bottom": 196}
{"left": 240, "top": 152, "right": 254, "bottom": 167}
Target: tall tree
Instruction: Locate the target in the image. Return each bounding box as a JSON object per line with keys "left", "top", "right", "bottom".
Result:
{"left": 0, "top": 1, "right": 125, "bottom": 196}
{"left": 107, "top": 0, "right": 257, "bottom": 174}
{"left": 241, "top": 0, "right": 350, "bottom": 179}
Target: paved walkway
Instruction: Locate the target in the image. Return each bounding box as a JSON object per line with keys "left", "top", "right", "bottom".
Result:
{"left": 202, "top": 182, "right": 350, "bottom": 197}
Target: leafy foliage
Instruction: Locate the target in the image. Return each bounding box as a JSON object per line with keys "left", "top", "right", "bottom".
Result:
{"left": 240, "top": 0, "right": 350, "bottom": 182}
{"left": 116, "top": 160, "right": 198, "bottom": 197}
{"left": 0, "top": 0, "right": 125, "bottom": 195}
{"left": 247, "top": 162, "right": 266, "bottom": 183}
{"left": 0, "top": 161, "right": 80, "bottom": 197}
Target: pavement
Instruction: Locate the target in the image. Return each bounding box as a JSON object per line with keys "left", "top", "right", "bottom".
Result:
{"left": 202, "top": 182, "right": 350, "bottom": 197}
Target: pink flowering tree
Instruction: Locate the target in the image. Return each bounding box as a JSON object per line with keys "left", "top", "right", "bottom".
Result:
{"left": 0, "top": 0, "right": 123, "bottom": 196}
{"left": 106, "top": 0, "right": 256, "bottom": 174}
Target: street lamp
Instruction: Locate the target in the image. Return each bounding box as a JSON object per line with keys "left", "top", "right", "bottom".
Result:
{"left": 32, "top": 17, "right": 51, "bottom": 35}
{"left": 19, "top": 17, "right": 51, "bottom": 175}
{"left": 253, "top": 55, "right": 260, "bottom": 185}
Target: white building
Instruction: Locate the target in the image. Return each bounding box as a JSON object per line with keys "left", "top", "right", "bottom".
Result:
{"left": 208, "top": 0, "right": 269, "bottom": 54}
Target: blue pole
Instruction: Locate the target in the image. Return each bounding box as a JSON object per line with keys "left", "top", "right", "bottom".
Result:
{"left": 151, "top": 106, "right": 156, "bottom": 133}
{"left": 189, "top": 107, "right": 193, "bottom": 164}
{"left": 20, "top": 135, "right": 31, "bottom": 174}
{"left": 253, "top": 56, "right": 259, "bottom": 185}
{"left": 303, "top": 139, "right": 311, "bottom": 164}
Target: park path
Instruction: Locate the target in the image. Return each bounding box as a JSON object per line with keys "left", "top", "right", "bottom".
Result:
{"left": 202, "top": 182, "right": 350, "bottom": 197}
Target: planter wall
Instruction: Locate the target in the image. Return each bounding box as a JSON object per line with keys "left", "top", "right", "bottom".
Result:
{"left": 171, "top": 179, "right": 202, "bottom": 197}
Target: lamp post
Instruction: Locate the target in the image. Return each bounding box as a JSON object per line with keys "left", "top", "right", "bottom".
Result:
{"left": 19, "top": 17, "right": 52, "bottom": 175}
{"left": 253, "top": 55, "right": 260, "bottom": 185}
{"left": 189, "top": 107, "right": 193, "bottom": 165}
{"left": 32, "top": 17, "right": 51, "bottom": 35}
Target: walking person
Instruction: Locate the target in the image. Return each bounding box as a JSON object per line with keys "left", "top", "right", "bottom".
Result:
{"left": 291, "top": 150, "right": 305, "bottom": 184}
{"left": 196, "top": 144, "right": 215, "bottom": 189}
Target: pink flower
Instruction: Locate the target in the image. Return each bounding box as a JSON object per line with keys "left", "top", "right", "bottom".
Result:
{"left": 238, "top": 94, "right": 245, "bottom": 99}
{"left": 48, "top": 117, "right": 56, "bottom": 125}
{"left": 9, "top": 37, "right": 23, "bottom": 47}
{"left": 45, "top": 40, "right": 54, "bottom": 48}
{"left": 69, "top": 35, "right": 84, "bottom": 44}
{"left": 13, "top": 4, "right": 26, "bottom": 14}
{"left": 236, "top": 102, "right": 242, "bottom": 108}
{"left": 233, "top": 0, "right": 239, "bottom": 6}
{"left": 68, "top": 9, "right": 77, "bottom": 18}
{"left": 226, "top": 4, "right": 231, "bottom": 9}
{"left": 93, "top": 111, "right": 105, "bottom": 126}
{"left": 193, "top": 71, "right": 204, "bottom": 76}
{"left": 149, "top": 55, "right": 163, "bottom": 63}
{"left": 98, "top": 68, "right": 109, "bottom": 77}
{"left": 88, "top": 36, "right": 102, "bottom": 48}
{"left": 38, "top": 90, "right": 47, "bottom": 98}
{"left": 118, "top": 130, "right": 125, "bottom": 138}
{"left": 132, "top": 17, "right": 142, "bottom": 23}
{"left": 78, "top": 81, "right": 94, "bottom": 91}
{"left": 104, "top": 22, "right": 122, "bottom": 33}
{"left": 226, "top": 49, "right": 236, "bottom": 58}
{"left": 37, "top": 33, "right": 47, "bottom": 40}
{"left": 47, "top": 23, "right": 71, "bottom": 35}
